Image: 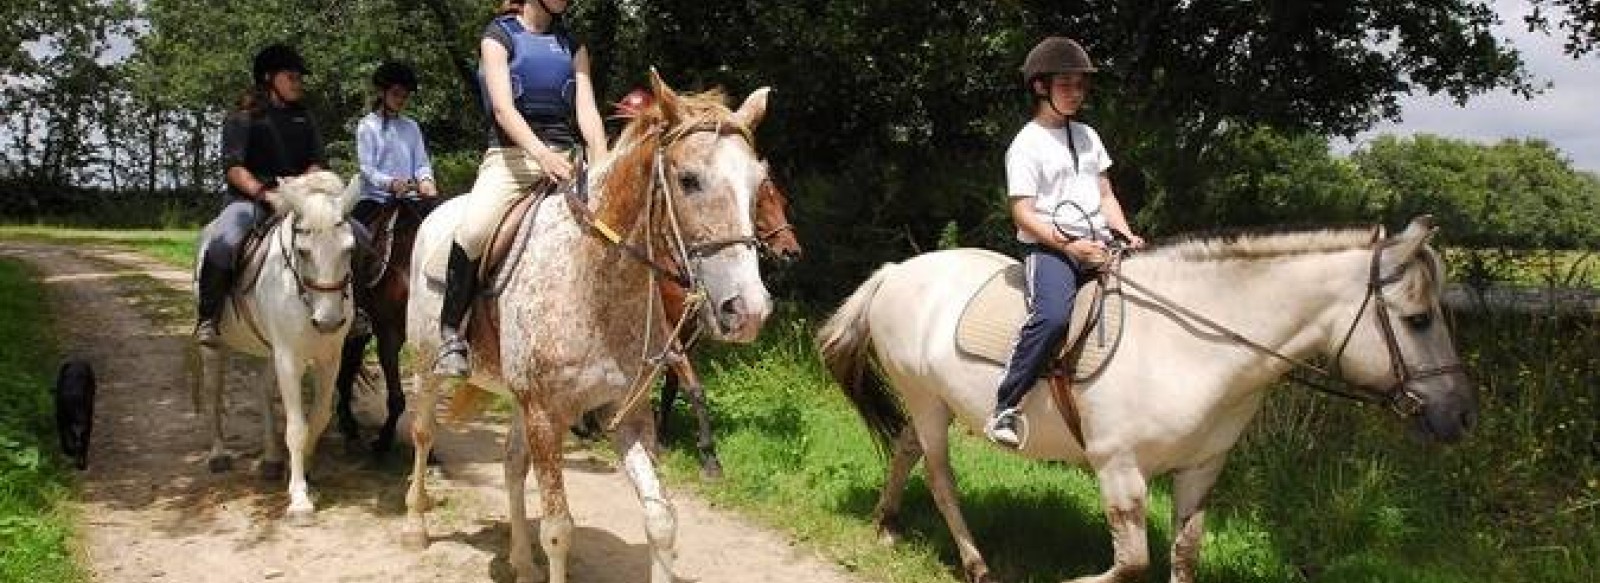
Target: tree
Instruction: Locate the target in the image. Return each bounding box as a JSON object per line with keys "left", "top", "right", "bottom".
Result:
{"left": 1527, "top": 0, "right": 1600, "bottom": 56}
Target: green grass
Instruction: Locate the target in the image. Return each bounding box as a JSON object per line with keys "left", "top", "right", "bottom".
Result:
{"left": 0, "top": 226, "right": 198, "bottom": 269}
{"left": 657, "top": 306, "right": 1598, "bottom": 583}
{"left": 0, "top": 260, "right": 86, "bottom": 583}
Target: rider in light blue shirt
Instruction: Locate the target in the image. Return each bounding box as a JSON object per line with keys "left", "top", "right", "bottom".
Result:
{"left": 355, "top": 61, "right": 438, "bottom": 213}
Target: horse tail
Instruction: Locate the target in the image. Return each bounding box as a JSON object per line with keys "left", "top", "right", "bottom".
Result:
{"left": 817, "top": 262, "right": 905, "bottom": 456}
{"left": 444, "top": 384, "right": 491, "bottom": 423}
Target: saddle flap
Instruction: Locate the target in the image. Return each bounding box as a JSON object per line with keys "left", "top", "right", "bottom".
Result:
{"left": 234, "top": 215, "right": 284, "bottom": 297}
{"left": 954, "top": 263, "right": 1125, "bottom": 381}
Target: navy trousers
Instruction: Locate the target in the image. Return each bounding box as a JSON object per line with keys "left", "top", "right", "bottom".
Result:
{"left": 994, "top": 245, "right": 1087, "bottom": 413}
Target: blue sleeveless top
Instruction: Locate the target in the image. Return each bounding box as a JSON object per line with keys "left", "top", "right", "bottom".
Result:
{"left": 479, "top": 16, "right": 578, "bottom": 148}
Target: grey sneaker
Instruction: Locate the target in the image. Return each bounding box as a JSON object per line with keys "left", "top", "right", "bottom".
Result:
{"left": 194, "top": 319, "right": 221, "bottom": 347}
{"left": 984, "top": 408, "right": 1023, "bottom": 448}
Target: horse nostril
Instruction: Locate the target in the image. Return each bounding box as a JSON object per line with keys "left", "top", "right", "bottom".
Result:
{"left": 720, "top": 296, "right": 746, "bottom": 317}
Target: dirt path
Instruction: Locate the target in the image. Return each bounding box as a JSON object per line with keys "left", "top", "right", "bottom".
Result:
{"left": 1, "top": 241, "right": 864, "bottom": 583}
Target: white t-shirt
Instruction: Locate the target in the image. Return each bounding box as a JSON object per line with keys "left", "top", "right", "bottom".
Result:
{"left": 1005, "top": 120, "right": 1113, "bottom": 244}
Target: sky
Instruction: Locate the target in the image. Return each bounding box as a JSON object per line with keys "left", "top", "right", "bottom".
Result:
{"left": 1339, "top": 0, "right": 1600, "bottom": 172}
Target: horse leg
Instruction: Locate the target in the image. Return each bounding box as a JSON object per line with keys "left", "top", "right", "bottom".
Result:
{"left": 199, "top": 344, "right": 233, "bottom": 472}
{"left": 676, "top": 360, "right": 724, "bottom": 480}
{"left": 334, "top": 333, "right": 368, "bottom": 453}
{"left": 258, "top": 358, "right": 286, "bottom": 482}
{"left": 654, "top": 368, "right": 679, "bottom": 446}
{"left": 871, "top": 427, "right": 923, "bottom": 545}
{"left": 401, "top": 374, "right": 443, "bottom": 549}
{"left": 274, "top": 352, "right": 317, "bottom": 525}
{"left": 522, "top": 401, "right": 572, "bottom": 583}
{"left": 1168, "top": 456, "right": 1226, "bottom": 583}
{"left": 1070, "top": 458, "right": 1151, "bottom": 583}
{"left": 373, "top": 327, "right": 406, "bottom": 453}
{"left": 615, "top": 410, "right": 677, "bottom": 583}
{"left": 503, "top": 408, "right": 539, "bottom": 583}
{"left": 914, "top": 409, "right": 997, "bottom": 583}
{"left": 304, "top": 357, "right": 340, "bottom": 469}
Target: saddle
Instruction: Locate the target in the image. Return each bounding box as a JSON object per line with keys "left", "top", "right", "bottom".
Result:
{"left": 954, "top": 259, "right": 1126, "bottom": 445}
{"left": 421, "top": 178, "right": 559, "bottom": 293}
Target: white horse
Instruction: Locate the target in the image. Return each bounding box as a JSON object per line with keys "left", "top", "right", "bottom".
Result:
{"left": 818, "top": 216, "right": 1476, "bottom": 583}
{"left": 194, "top": 171, "right": 360, "bottom": 524}
{"left": 404, "top": 71, "right": 772, "bottom": 583}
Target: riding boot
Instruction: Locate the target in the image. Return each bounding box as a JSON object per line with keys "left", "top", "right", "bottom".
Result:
{"left": 434, "top": 243, "right": 480, "bottom": 377}
{"left": 349, "top": 222, "right": 377, "bottom": 338}
{"left": 194, "top": 263, "right": 232, "bottom": 346}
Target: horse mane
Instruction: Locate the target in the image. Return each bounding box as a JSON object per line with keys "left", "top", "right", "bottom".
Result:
{"left": 593, "top": 88, "right": 741, "bottom": 228}
{"left": 1138, "top": 224, "right": 1380, "bottom": 262}
{"left": 279, "top": 171, "right": 348, "bottom": 229}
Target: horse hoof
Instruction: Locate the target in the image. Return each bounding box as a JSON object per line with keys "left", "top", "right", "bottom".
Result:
{"left": 286, "top": 507, "right": 315, "bottom": 527}
{"left": 207, "top": 455, "right": 233, "bottom": 473}
{"left": 260, "top": 461, "right": 286, "bottom": 482}
{"left": 700, "top": 463, "right": 724, "bottom": 481}
{"left": 401, "top": 528, "right": 430, "bottom": 550}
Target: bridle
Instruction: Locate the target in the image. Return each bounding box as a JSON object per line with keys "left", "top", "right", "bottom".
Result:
{"left": 753, "top": 178, "right": 795, "bottom": 255}
{"left": 563, "top": 113, "right": 765, "bottom": 429}
{"left": 1112, "top": 235, "right": 1469, "bottom": 418}
{"left": 278, "top": 217, "right": 353, "bottom": 305}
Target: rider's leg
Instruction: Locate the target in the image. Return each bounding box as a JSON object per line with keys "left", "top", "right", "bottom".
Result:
{"left": 986, "top": 246, "right": 1082, "bottom": 447}
{"left": 434, "top": 148, "right": 551, "bottom": 377}
{"left": 195, "top": 198, "right": 269, "bottom": 345}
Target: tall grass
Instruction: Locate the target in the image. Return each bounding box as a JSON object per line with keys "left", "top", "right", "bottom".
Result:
{"left": 662, "top": 305, "right": 1598, "bottom": 583}
{"left": 0, "top": 260, "right": 85, "bottom": 583}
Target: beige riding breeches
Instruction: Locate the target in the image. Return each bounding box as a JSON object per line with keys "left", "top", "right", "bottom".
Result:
{"left": 452, "top": 147, "right": 561, "bottom": 259}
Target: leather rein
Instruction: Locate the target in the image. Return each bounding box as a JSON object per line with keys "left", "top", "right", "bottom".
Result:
{"left": 1111, "top": 237, "right": 1468, "bottom": 418}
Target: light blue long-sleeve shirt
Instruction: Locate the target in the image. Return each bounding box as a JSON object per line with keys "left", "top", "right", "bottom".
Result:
{"left": 356, "top": 111, "right": 434, "bottom": 202}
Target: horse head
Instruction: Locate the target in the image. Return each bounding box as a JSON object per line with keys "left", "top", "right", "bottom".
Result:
{"left": 273, "top": 171, "right": 360, "bottom": 334}
{"left": 1329, "top": 215, "right": 1477, "bottom": 442}
{"left": 755, "top": 168, "right": 802, "bottom": 264}
{"left": 606, "top": 70, "right": 773, "bottom": 343}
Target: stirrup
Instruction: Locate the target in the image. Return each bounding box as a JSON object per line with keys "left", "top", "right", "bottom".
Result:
{"left": 194, "top": 320, "right": 221, "bottom": 347}
{"left": 433, "top": 337, "right": 470, "bottom": 377}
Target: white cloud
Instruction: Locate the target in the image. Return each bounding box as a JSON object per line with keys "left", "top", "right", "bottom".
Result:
{"left": 1340, "top": 0, "right": 1600, "bottom": 172}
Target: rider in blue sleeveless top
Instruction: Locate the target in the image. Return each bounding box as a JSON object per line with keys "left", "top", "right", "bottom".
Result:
{"left": 434, "top": 0, "right": 608, "bottom": 378}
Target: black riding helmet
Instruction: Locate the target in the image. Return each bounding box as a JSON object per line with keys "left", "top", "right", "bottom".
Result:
{"left": 1020, "top": 36, "right": 1097, "bottom": 88}
{"left": 253, "top": 44, "right": 310, "bottom": 87}
{"left": 372, "top": 61, "right": 419, "bottom": 92}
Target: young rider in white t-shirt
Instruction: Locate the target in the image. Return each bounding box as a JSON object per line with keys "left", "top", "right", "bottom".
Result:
{"left": 984, "top": 37, "right": 1146, "bottom": 448}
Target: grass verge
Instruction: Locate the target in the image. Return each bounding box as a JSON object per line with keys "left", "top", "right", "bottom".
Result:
{"left": 0, "top": 259, "right": 86, "bottom": 583}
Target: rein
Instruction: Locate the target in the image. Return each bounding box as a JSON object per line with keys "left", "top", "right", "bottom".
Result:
{"left": 561, "top": 115, "right": 762, "bottom": 430}
{"left": 1110, "top": 238, "right": 1466, "bottom": 417}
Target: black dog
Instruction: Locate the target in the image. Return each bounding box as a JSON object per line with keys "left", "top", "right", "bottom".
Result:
{"left": 54, "top": 359, "right": 96, "bottom": 470}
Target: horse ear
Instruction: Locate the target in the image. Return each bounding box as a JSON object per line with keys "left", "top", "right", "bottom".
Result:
{"left": 734, "top": 86, "right": 771, "bottom": 130}
{"left": 648, "top": 68, "right": 681, "bottom": 125}
{"left": 1384, "top": 214, "right": 1438, "bottom": 264}
{"left": 341, "top": 173, "right": 362, "bottom": 215}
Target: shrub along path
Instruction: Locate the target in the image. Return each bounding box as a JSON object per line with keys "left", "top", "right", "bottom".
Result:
{"left": 0, "top": 240, "right": 865, "bottom": 583}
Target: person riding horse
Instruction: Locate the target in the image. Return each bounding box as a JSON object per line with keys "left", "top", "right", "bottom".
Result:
{"left": 195, "top": 44, "right": 328, "bottom": 345}
{"left": 985, "top": 37, "right": 1146, "bottom": 448}
{"left": 355, "top": 61, "right": 440, "bottom": 224}
{"left": 434, "top": 0, "right": 610, "bottom": 378}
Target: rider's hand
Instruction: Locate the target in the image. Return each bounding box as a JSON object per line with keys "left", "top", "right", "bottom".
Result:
{"left": 532, "top": 148, "right": 574, "bottom": 182}
{"left": 417, "top": 179, "right": 438, "bottom": 198}
{"left": 1058, "top": 236, "right": 1109, "bottom": 267}
{"left": 388, "top": 178, "right": 411, "bottom": 194}
{"left": 1121, "top": 231, "right": 1147, "bottom": 249}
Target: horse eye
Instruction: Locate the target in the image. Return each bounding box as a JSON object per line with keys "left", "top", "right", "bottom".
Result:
{"left": 677, "top": 172, "right": 702, "bottom": 193}
{"left": 1402, "top": 312, "right": 1432, "bottom": 331}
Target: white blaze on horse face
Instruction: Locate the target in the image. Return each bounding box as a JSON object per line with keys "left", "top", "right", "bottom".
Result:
{"left": 692, "top": 138, "right": 771, "bottom": 343}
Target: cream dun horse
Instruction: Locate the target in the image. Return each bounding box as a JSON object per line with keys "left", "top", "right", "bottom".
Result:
{"left": 819, "top": 216, "right": 1475, "bottom": 583}
{"left": 194, "top": 171, "right": 360, "bottom": 525}
{"left": 404, "top": 72, "right": 772, "bottom": 583}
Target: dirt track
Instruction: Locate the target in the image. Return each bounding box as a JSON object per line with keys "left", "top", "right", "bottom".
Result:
{"left": 1, "top": 241, "right": 864, "bottom": 583}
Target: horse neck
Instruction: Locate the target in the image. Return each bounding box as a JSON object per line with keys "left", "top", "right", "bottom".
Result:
{"left": 566, "top": 127, "right": 670, "bottom": 322}
{"left": 1125, "top": 247, "right": 1370, "bottom": 371}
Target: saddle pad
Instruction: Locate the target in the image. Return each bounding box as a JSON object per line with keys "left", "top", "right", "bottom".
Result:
{"left": 955, "top": 263, "right": 1125, "bottom": 381}
{"left": 421, "top": 185, "right": 553, "bottom": 290}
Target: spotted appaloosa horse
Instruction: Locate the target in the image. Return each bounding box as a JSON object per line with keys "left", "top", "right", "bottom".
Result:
{"left": 404, "top": 71, "right": 775, "bottom": 583}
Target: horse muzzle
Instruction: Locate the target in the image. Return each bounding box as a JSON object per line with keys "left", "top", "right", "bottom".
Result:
{"left": 710, "top": 292, "right": 771, "bottom": 343}
{"left": 312, "top": 316, "right": 347, "bottom": 335}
